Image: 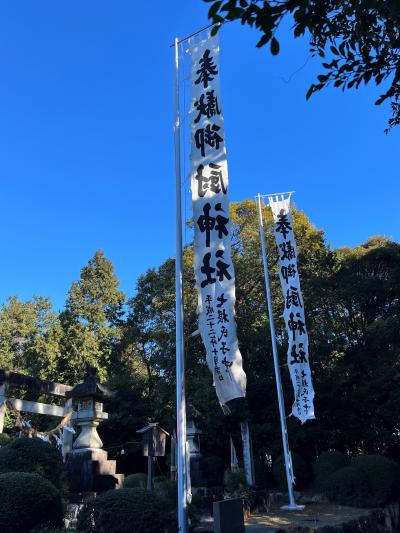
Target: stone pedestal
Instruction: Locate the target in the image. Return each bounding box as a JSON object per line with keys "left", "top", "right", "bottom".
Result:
{"left": 66, "top": 448, "right": 124, "bottom": 501}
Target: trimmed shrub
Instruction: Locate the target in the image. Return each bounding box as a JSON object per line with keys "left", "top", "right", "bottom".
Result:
{"left": 223, "top": 469, "right": 247, "bottom": 495}
{"left": 314, "top": 450, "right": 350, "bottom": 489}
{"left": 272, "top": 452, "right": 311, "bottom": 490}
{"left": 77, "top": 488, "right": 170, "bottom": 533}
{"left": 124, "top": 472, "right": 147, "bottom": 488}
{"left": 0, "top": 433, "right": 11, "bottom": 447}
{"left": 0, "top": 437, "right": 66, "bottom": 491}
{"left": 321, "top": 466, "right": 370, "bottom": 507}
{"left": 350, "top": 454, "right": 400, "bottom": 506}
{"left": 0, "top": 472, "right": 64, "bottom": 533}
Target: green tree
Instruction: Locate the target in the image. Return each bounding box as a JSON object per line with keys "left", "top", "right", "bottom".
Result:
{"left": 57, "top": 250, "right": 126, "bottom": 383}
{"left": 122, "top": 200, "right": 335, "bottom": 461}
{"left": 204, "top": 0, "right": 400, "bottom": 131}
{"left": 0, "top": 295, "right": 60, "bottom": 379}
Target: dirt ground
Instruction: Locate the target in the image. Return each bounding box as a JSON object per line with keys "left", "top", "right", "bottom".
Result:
{"left": 245, "top": 502, "right": 371, "bottom": 531}
{"left": 196, "top": 502, "right": 372, "bottom": 532}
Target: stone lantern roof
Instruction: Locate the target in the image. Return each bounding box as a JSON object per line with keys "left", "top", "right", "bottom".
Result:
{"left": 65, "top": 366, "right": 111, "bottom": 401}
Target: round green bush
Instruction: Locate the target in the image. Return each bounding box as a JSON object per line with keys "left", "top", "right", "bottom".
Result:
{"left": 0, "top": 437, "right": 66, "bottom": 491}
{"left": 223, "top": 469, "right": 247, "bottom": 495}
{"left": 350, "top": 454, "right": 400, "bottom": 507}
{"left": 313, "top": 450, "right": 350, "bottom": 489}
{"left": 321, "top": 466, "right": 371, "bottom": 507}
{"left": 0, "top": 433, "right": 11, "bottom": 447}
{"left": 124, "top": 472, "right": 147, "bottom": 489}
{"left": 0, "top": 472, "right": 64, "bottom": 533}
{"left": 272, "top": 452, "right": 311, "bottom": 490}
{"left": 77, "top": 488, "right": 170, "bottom": 533}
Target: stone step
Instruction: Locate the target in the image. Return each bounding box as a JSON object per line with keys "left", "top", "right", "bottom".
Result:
{"left": 114, "top": 473, "right": 124, "bottom": 488}
{"left": 94, "top": 459, "right": 116, "bottom": 476}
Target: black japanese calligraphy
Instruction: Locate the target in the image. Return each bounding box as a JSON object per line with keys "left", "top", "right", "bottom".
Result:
{"left": 200, "top": 250, "right": 232, "bottom": 287}
{"left": 195, "top": 49, "right": 218, "bottom": 88}
{"left": 281, "top": 264, "right": 297, "bottom": 284}
{"left": 194, "top": 90, "right": 221, "bottom": 123}
{"left": 218, "top": 325, "right": 228, "bottom": 341}
{"left": 215, "top": 249, "right": 231, "bottom": 282}
{"left": 221, "top": 356, "right": 233, "bottom": 369}
{"left": 195, "top": 163, "right": 227, "bottom": 198}
{"left": 197, "top": 202, "right": 229, "bottom": 247}
{"left": 194, "top": 123, "right": 223, "bottom": 157}
{"left": 287, "top": 311, "right": 306, "bottom": 341}
{"left": 290, "top": 343, "right": 308, "bottom": 364}
{"left": 275, "top": 212, "right": 292, "bottom": 239}
{"left": 220, "top": 341, "right": 230, "bottom": 355}
{"left": 218, "top": 309, "right": 229, "bottom": 323}
{"left": 286, "top": 286, "right": 303, "bottom": 309}
{"left": 200, "top": 252, "right": 216, "bottom": 288}
{"left": 279, "top": 241, "right": 296, "bottom": 261}
{"left": 216, "top": 293, "right": 227, "bottom": 308}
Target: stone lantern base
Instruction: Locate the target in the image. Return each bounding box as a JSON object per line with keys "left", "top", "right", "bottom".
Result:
{"left": 66, "top": 448, "right": 124, "bottom": 502}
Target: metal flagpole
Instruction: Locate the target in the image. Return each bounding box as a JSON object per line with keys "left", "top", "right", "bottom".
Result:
{"left": 174, "top": 38, "right": 188, "bottom": 532}
{"left": 256, "top": 193, "right": 304, "bottom": 511}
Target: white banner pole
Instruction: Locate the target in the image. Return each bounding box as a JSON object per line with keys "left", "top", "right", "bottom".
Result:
{"left": 174, "top": 37, "right": 188, "bottom": 532}
{"left": 256, "top": 193, "right": 303, "bottom": 511}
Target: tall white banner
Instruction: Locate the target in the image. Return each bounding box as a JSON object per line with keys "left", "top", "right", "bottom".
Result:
{"left": 189, "top": 34, "right": 246, "bottom": 404}
{"left": 268, "top": 196, "right": 315, "bottom": 423}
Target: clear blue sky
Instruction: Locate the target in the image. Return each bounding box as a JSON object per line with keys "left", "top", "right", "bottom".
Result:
{"left": 0, "top": 1, "right": 399, "bottom": 311}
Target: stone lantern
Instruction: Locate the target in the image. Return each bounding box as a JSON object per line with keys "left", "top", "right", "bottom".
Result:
{"left": 65, "top": 367, "right": 123, "bottom": 501}
{"left": 186, "top": 404, "right": 204, "bottom": 487}
{"left": 66, "top": 366, "right": 109, "bottom": 451}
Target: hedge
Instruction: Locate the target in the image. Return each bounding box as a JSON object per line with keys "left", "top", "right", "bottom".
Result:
{"left": 0, "top": 472, "right": 64, "bottom": 533}
{"left": 77, "top": 488, "right": 171, "bottom": 533}
{"left": 0, "top": 437, "right": 66, "bottom": 491}
{"left": 313, "top": 450, "right": 350, "bottom": 490}
{"left": 124, "top": 473, "right": 147, "bottom": 489}
{"left": 350, "top": 454, "right": 400, "bottom": 507}
{"left": 321, "top": 465, "right": 371, "bottom": 507}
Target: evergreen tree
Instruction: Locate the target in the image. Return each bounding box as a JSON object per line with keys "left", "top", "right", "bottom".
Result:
{"left": 58, "top": 250, "right": 126, "bottom": 383}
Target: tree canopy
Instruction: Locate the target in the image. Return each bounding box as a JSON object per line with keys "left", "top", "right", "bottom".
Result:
{"left": 0, "top": 209, "right": 399, "bottom": 471}
{"left": 203, "top": 0, "right": 400, "bottom": 131}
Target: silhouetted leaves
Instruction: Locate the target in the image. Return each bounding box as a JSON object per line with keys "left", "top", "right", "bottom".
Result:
{"left": 205, "top": 0, "right": 400, "bottom": 131}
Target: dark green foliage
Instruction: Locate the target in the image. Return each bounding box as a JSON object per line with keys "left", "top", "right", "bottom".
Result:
{"left": 201, "top": 455, "right": 225, "bottom": 486}
{"left": 0, "top": 437, "right": 67, "bottom": 491}
{"left": 313, "top": 450, "right": 350, "bottom": 489}
{"left": 204, "top": 0, "right": 400, "bottom": 131}
{"left": 33, "top": 530, "right": 70, "bottom": 533}
{"left": 223, "top": 468, "right": 247, "bottom": 495}
{"left": 0, "top": 472, "right": 63, "bottom": 533}
{"left": 0, "top": 433, "right": 11, "bottom": 446}
{"left": 253, "top": 455, "right": 270, "bottom": 489}
{"left": 350, "top": 454, "right": 400, "bottom": 507}
{"left": 272, "top": 452, "right": 311, "bottom": 490}
{"left": 77, "top": 488, "right": 170, "bottom": 533}
{"left": 321, "top": 466, "right": 371, "bottom": 507}
{"left": 124, "top": 473, "right": 147, "bottom": 488}
{"left": 0, "top": 207, "right": 399, "bottom": 499}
